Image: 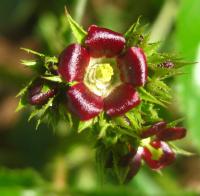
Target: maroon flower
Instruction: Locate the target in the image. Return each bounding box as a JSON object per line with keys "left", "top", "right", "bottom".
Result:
{"left": 124, "top": 122, "right": 186, "bottom": 181}
{"left": 58, "top": 25, "right": 147, "bottom": 120}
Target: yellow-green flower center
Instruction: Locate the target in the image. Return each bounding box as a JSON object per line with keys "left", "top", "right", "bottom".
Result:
{"left": 84, "top": 58, "right": 121, "bottom": 97}
{"left": 95, "top": 63, "right": 113, "bottom": 83}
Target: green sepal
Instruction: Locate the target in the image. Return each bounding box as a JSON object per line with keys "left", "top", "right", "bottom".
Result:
{"left": 124, "top": 17, "right": 149, "bottom": 48}
{"left": 124, "top": 17, "right": 141, "bottom": 39}
{"left": 146, "top": 78, "right": 172, "bottom": 103}
{"left": 141, "top": 103, "right": 161, "bottom": 123}
{"left": 138, "top": 87, "right": 167, "bottom": 108}
{"left": 169, "top": 143, "right": 194, "bottom": 156}
{"left": 20, "top": 47, "right": 45, "bottom": 57}
{"left": 65, "top": 7, "right": 87, "bottom": 44}
{"left": 28, "top": 97, "right": 54, "bottom": 129}
{"left": 15, "top": 79, "right": 34, "bottom": 112}
{"left": 78, "top": 117, "right": 97, "bottom": 133}
{"left": 167, "top": 118, "right": 185, "bottom": 127}
{"left": 41, "top": 76, "right": 63, "bottom": 83}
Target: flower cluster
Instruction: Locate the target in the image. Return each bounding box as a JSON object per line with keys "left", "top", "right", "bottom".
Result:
{"left": 17, "top": 13, "right": 189, "bottom": 184}
{"left": 106, "top": 121, "right": 186, "bottom": 182}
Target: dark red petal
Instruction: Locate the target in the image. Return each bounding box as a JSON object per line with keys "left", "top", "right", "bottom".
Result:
{"left": 159, "top": 142, "right": 175, "bottom": 167}
{"left": 58, "top": 44, "right": 90, "bottom": 82}
{"left": 85, "top": 25, "right": 125, "bottom": 58}
{"left": 156, "top": 127, "right": 187, "bottom": 141}
{"left": 104, "top": 83, "right": 140, "bottom": 117}
{"left": 67, "top": 83, "right": 103, "bottom": 121}
{"left": 125, "top": 148, "right": 143, "bottom": 183}
{"left": 117, "top": 47, "right": 147, "bottom": 87}
{"left": 143, "top": 141, "right": 175, "bottom": 170}
{"left": 140, "top": 121, "right": 167, "bottom": 138}
{"left": 142, "top": 147, "right": 160, "bottom": 169}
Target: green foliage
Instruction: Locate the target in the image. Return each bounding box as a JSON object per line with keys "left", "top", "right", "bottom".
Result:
{"left": 65, "top": 7, "right": 87, "bottom": 44}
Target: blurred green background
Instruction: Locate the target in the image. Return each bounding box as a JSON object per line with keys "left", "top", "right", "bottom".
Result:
{"left": 0, "top": 0, "right": 200, "bottom": 195}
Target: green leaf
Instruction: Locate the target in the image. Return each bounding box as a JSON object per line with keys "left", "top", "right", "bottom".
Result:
{"left": 170, "top": 143, "right": 194, "bottom": 156}
{"left": 28, "top": 98, "right": 54, "bottom": 129}
{"left": 139, "top": 87, "right": 167, "bottom": 108}
{"left": 21, "top": 59, "right": 37, "bottom": 67}
{"left": 124, "top": 17, "right": 141, "bottom": 38}
{"left": 112, "top": 116, "right": 131, "bottom": 129}
{"left": 125, "top": 108, "right": 143, "bottom": 130}
{"left": 147, "top": 78, "right": 172, "bottom": 102}
{"left": 65, "top": 7, "right": 87, "bottom": 44}
{"left": 20, "top": 47, "right": 45, "bottom": 57}
{"left": 41, "top": 76, "right": 63, "bottom": 83}
{"left": 78, "top": 118, "right": 96, "bottom": 133}
{"left": 16, "top": 80, "right": 35, "bottom": 112}
{"left": 167, "top": 118, "right": 185, "bottom": 127}
{"left": 15, "top": 95, "right": 28, "bottom": 112}
{"left": 144, "top": 42, "right": 161, "bottom": 57}
{"left": 16, "top": 80, "right": 34, "bottom": 98}
{"left": 98, "top": 124, "right": 110, "bottom": 139}
{"left": 141, "top": 103, "right": 161, "bottom": 123}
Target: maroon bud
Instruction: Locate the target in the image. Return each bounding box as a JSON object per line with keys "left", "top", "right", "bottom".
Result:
{"left": 156, "top": 127, "right": 186, "bottom": 141}
{"left": 140, "top": 121, "right": 167, "bottom": 138}
{"left": 28, "top": 80, "right": 57, "bottom": 105}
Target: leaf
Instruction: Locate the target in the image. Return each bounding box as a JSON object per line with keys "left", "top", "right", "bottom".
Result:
{"left": 124, "top": 16, "right": 141, "bottom": 38}
{"left": 167, "top": 118, "right": 185, "bottom": 127}
{"left": 170, "top": 143, "right": 195, "bottom": 156}
{"left": 28, "top": 98, "right": 54, "bottom": 129}
{"left": 15, "top": 80, "right": 35, "bottom": 112}
{"left": 125, "top": 108, "right": 143, "bottom": 130}
{"left": 139, "top": 87, "right": 167, "bottom": 108}
{"left": 41, "top": 76, "right": 63, "bottom": 83}
{"left": 78, "top": 118, "right": 96, "bottom": 133}
{"left": 21, "top": 59, "right": 37, "bottom": 67}
{"left": 15, "top": 95, "right": 28, "bottom": 112}
{"left": 147, "top": 78, "right": 172, "bottom": 102}
{"left": 20, "top": 47, "right": 45, "bottom": 57}
{"left": 65, "top": 7, "right": 87, "bottom": 44}
{"left": 16, "top": 80, "right": 34, "bottom": 98}
{"left": 98, "top": 124, "right": 110, "bottom": 139}
{"left": 141, "top": 103, "right": 161, "bottom": 123}
{"left": 144, "top": 42, "right": 161, "bottom": 57}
